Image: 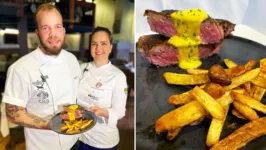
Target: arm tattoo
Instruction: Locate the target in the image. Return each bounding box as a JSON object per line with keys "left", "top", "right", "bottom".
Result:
{"left": 15, "top": 121, "right": 38, "bottom": 129}
{"left": 24, "top": 112, "right": 47, "bottom": 124}
{"left": 6, "top": 104, "right": 23, "bottom": 121}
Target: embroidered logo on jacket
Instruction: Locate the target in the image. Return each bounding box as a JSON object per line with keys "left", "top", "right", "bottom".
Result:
{"left": 32, "top": 80, "right": 44, "bottom": 90}
{"left": 37, "top": 90, "right": 49, "bottom": 104}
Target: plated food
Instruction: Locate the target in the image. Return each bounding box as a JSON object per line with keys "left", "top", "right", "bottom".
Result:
{"left": 49, "top": 104, "right": 97, "bottom": 135}
{"left": 137, "top": 9, "right": 235, "bottom": 68}
{"left": 155, "top": 58, "right": 266, "bottom": 149}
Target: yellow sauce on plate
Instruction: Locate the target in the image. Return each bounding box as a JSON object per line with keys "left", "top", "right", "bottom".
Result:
{"left": 168, "top": 8, "right": 208, "bottom": 69}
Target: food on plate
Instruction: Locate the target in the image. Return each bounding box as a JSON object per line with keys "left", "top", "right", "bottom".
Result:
{"left": 163, "top": 72, "right": 210, "bottom": 85}
{"left": 203, "top": 83, "right": 225, "bottom": 99}
{"left": 208, "top": 64, "right": 231, "bottom": 85}
{"left": 60, "top": 119, "right": 93, "bottom": 134}
{"left": 60, "top": 104, "right": 84, "bottom": 121}
{"left": 138, "top": 34, "right": 222, "bottom": 67}
{"left": 250, "top": 85, "right": 265, "bottom": 101}
{"left": 144, "top": 9, "right": 235, "bottom": 43}
{"left": 230, "top": 91, "right": 266, "bottom": 114}
{"left": 191, "top": 86, "right": 225, "bottom": 120}
{"left": 138, "top": 9, "right": 235, "bottom": 68}
{"left": 210, "top": 117, "right": 266, "bottom": 150}
{"left": 224, "top": 68, "right": 260, "bottom": 90}
{"left": 155, "top": 101, "right": 207, "bottom": 133}
{"left": 167, "top": 127, "right": 182, "bottom": 141}
{"left": 57, "top": 104, "right": 94, "bottom": 134}
{"left": 231, "top": 109, "right": 247, "bottom": 120}
{"left": 168, "top": 91, "right": 194, "bottom": 105}
{"left": 206, "top": 106, "right": 229, "bottom": 147}
{"left": 156, "top": 58, "right": 266, "bottom": 147}
{"left": 233, "top": 101, "right": 259, "bottom": 121}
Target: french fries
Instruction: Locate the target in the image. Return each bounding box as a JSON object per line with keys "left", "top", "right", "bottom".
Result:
{"left": 206, "top": 106, "right": 229, "bottom": 147}
{"left": 157, "top": 58, "right": 266, "bottom": 147}
{"left": 191, "top": 86, "right": 225, "bottom": 120}
{"left": 163, "top": 72, "right": 210, "bottom": 85}
{"left": 186, "top": 68, "right": 208, "bottom": 75}
{"left": 224, "top": 68, "right": 260, "bottom": 90}
{"left": 232, "top": 109, "right": 247, "bottom": 120}
{"left": 224, "top": 58, "right": 237, "bottom": 68}
{"left": 251, "top": 85, "right": 265, "bottom": 101}
{"left": 167, "top": 127, "right": 182, "bottom": 141}
{"left": 60, "top": 119, "right": 93, "bottom": 134}
{"left": 155, "top": 101, "right": 207, "bottom": 133}
{"left": 230, "top": 91, "right": 266, "bottom": 114}
{"left": 233, "top": 101, "right": 259, "bottom": 121}
{"left": 168, "top": 91, "right": 194, "bottom": 105}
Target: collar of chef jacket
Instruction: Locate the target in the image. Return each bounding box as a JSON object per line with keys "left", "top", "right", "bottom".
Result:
{"left": 35, "top": 47, "right": 76, "bottom": 113}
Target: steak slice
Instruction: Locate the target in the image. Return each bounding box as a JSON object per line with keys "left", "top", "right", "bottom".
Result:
{"left": 138, "top": 34, "right": 222, "bottom": 67}
{"left": 144, "top": 9, "right": 235, "bottom": 44}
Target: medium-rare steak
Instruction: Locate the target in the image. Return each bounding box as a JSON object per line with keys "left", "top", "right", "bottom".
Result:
{"left": 138, "top": 34, "right": 222, "bottom": 67}
{"left": 144, "top": 9, "right": 235, "bottom": 44}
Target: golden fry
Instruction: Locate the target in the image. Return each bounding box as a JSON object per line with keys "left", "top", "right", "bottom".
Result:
{"left": 224, "top": 68, "right": 260, "bottom": 90}
{"left": 251, "top": 85, "right": 265, "bottom": 101}
{"left": 155, "top": 101, "right": 207, "bottom": 133}
{"left": 206, "top": 106, "right": 229, "bottom": 147}
{"left": 244, "top": 59, "right": 256, "bottom": 71}
{"left": 163, "top": 72, "right": 210, "bottom": 85}
{"left": 186, "top": 68, "right": 208, "bottom": 75}
{"left": 240, "top": 81, "right": 251, "bottom": 94}
{"left": 260, "top": 58, "right": 266, "bottom": 73}
{"left": 211, "top": 117, "right": 266, "bottom": 150}
{"left": 230, "top": 91, "right": 266, "bottom": 114}
{"left": 191, "top": 86, "right": 225, "bottom": 120}
{"left": 167, "top": 127, "right": 182, "bottom": 141}
{"left": 251, "top": 76, "right": 266, "bottom": 89}
{"left": 225, "top": 65, "right": 246, "bottom": 78}
{"left": 233, "top": 101, "right": 259, "bottom": 121}
{"left": 224, "top": 58, "right": 237, "bottom": 68}
{"left": 168, "top": 91, "right": 194, "bottom": 105}
{"left": 232, "top": 109, "right": 247, "bottom": 120}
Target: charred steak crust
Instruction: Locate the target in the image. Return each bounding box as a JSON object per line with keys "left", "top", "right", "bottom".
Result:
{"left": 144, "top": 9, "right": 235, "bottom": 44}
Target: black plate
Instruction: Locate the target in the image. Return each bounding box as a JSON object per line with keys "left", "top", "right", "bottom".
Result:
{"left": 136, "top": 36, "right": 266, "bottom": 150}
{"left": 49, "top": 110, "right": 97, "bottom": 135}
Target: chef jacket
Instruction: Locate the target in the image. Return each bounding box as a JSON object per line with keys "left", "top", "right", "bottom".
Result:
{"left": 77, "top": 61, "right": 128, "bottom": 148}
{"left": 2, "top": 47, "right": 80, "bottom": 150}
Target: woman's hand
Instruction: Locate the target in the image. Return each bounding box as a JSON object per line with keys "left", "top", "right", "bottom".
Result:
{"left": 88, "top": 106, "right": 109, "bottom": 119}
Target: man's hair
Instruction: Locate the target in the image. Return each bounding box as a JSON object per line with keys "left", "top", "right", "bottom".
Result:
{"left": 91, "top": 26, "right": 113, "bottom": 43}
{"left": 35, "top": 3, "right": 63, "bottom": 28}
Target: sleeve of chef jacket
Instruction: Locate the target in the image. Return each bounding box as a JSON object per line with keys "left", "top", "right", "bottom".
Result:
{"left": 106, "top": 72, "right": 128, "bottom": 127}
{"left": 2, "top": 65, "right": 30, "bottom": 107}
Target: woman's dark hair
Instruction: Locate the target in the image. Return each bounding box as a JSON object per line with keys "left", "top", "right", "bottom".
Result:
{"left": 91, "top": 26, "right": 113, "bottom": 43}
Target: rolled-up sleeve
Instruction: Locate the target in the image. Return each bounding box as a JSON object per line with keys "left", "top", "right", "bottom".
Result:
{"left": 2, "top": 65, "right": 30, "bottom": 108}
{"left": 106, "top": 72, "right": 128, "bottom": 127}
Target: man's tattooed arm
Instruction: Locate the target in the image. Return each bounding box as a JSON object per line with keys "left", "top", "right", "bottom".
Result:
{"left": 6, "top": 104, "right": 50, "bottom": 130}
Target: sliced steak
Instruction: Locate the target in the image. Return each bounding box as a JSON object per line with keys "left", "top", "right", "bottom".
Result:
{"left": 138, "top": 34, "right": 222, "bottom": 67}
{"left": 144, "top": 10, "right": 235, "bottom": 44}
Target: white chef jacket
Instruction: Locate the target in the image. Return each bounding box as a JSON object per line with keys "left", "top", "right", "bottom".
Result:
{"left": 77, "top": 61, "right": 128, "bottom": 148}
{"left": 2, "top": 47, "right": 80, "bottom": 150}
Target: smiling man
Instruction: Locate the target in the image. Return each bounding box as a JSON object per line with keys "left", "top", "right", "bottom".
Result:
{"left": 2, "top": 3, "right": 80, "bottom": 150}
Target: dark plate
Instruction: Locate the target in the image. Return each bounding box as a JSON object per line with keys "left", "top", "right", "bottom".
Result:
{"left": 49, "top": 110, "right": 97, "bottom": 135}
{"left": 136, "top": 36, "right": 266, "bottom": 150}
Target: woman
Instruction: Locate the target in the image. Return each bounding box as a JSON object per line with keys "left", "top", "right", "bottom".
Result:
{"left": 77, "top": 26, "right": 128, "bottom": 150}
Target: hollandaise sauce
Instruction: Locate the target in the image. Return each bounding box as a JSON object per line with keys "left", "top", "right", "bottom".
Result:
{"left": 168, "top": 8, "right": 208, "bottom": 69}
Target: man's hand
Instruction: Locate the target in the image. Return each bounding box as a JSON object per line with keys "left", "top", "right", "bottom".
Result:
{"left": 88, "top": 106, "right": 109, "bottom": 119}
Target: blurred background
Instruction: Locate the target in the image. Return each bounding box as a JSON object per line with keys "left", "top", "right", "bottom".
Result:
{"left": 0, "top": 0, "right": 134, "bottom": 150}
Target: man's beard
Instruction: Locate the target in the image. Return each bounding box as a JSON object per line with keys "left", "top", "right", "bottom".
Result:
{"left": 39, "top": 36, "right": 64, "bottom": 55}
